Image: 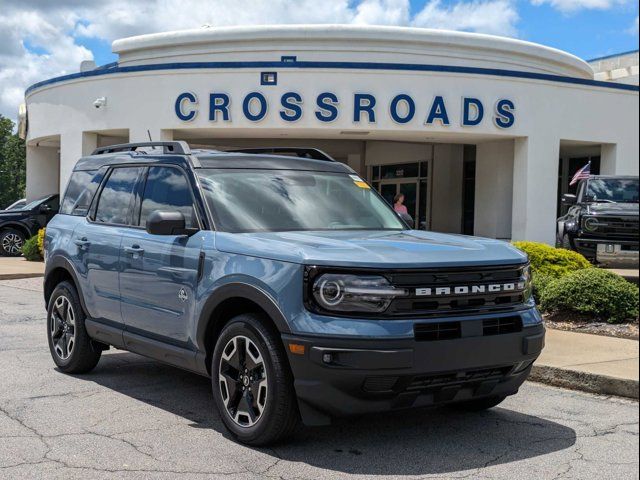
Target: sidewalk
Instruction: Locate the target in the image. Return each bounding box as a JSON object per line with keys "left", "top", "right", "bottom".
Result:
{"left": 605, "top": 268, "right": 639, "bottom": 284}
{"left": 531, "top": 328, "right": 639, "bottom": 399}
{"left": 0, "top": 256, "right": 45, "bottom": 280}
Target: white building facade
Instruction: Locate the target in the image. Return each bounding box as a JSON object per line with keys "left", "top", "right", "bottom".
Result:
{"left": 23, "top": 25, "right": 639, "bottom": 245}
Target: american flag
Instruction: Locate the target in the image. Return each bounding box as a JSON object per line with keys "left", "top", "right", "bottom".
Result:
{"left": 570, "top": 162, "right": 591, "bottom": 186}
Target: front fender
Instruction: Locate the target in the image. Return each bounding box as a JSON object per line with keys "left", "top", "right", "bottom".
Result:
{"left": 195, "top": 281, "right": 292, "bottom": 353}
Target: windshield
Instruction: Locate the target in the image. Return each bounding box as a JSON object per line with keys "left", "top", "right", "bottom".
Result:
{"left": 585, "top": 178, "right": 639, "bottom": 203}
{"left": 198, "top": 169, "right": 406, "bottom": 233}
{"left": 20, "top": 195, "right": 54, "bottom": 211}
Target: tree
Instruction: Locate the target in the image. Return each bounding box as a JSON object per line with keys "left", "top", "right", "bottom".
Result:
{"left": 0, "top": 115, "right": 26, "bottom": 209}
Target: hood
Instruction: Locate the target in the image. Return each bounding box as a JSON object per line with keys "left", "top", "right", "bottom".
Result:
{"left": 586, "top": 203, "right": 639, "bottom": 216}
{"left": 214, "top": 230, "right": 527, "bottom": 268}
{"left": 0, "top": 210, "right": 27, "bottom": 220}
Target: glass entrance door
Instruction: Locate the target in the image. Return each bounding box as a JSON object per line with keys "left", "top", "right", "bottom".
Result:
{"left": 371, "top": 160, "right": 430, "bottom": 230}
{"left": 379, "top": 181, "right": 419, "bottom": 228}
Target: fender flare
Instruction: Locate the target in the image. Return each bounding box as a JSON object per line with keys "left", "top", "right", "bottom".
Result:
{"left": 195, "top": 282, "right": 291, "bottom": 353}
{"left": 44, "top": 255, "right": 88, "bottom": 313}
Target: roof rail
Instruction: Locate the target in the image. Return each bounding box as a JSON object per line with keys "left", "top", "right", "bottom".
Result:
{"left": 228, "top": 147, "right": 335, "bottom": 162}
{"left": 91, "top": 141, "right": 191, "bottom": 156}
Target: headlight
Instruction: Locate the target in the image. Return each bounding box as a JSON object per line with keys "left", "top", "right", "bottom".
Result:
{"left": 312, "top": 274, "right": 407, "bottom": 313}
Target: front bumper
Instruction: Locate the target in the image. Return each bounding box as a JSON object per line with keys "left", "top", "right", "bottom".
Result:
{"left": 283, "top": 323, "right": 545, "bottom": 425}
{"left": 573, "top": 237, "right": 639, "bottom": 267}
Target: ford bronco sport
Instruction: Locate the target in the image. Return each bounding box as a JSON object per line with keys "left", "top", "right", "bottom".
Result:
{"left": 44, "top": 141, "right": 544, "bottom": 445}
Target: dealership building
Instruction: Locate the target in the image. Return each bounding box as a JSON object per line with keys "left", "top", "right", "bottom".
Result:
{"left": 22, "top": 25, "right": 639, "bottom": 244}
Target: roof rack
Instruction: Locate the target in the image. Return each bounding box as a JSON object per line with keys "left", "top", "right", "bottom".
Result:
{"left": 228, "top": 147, "right": 335, "bottom": 162}
{"left": 91, "top": 141, "right": 191, "bottom": 156}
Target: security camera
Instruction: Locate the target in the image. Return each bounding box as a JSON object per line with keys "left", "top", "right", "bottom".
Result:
{"left": 93, "top": 97, "right": 107, "bottom": 109}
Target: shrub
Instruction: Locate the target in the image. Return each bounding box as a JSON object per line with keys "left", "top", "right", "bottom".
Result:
{"left": 513, "top": 241, "right": 591, "bottom": 279}
{"left": 37, "top": 228, "right": 45, "bottom": 257}
{"left": 540, "top": 269, "right": 639, "bottom": 323}
{"left": 21, "top": 235, "right": 43, "bottom": 262}
{"left": 531, "top": 271, "right": 555, "bottom": 301}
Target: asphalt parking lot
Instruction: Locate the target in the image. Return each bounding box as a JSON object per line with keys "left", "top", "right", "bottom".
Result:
{"left": 0, "top": 277, "right": 638, "bottom": 480}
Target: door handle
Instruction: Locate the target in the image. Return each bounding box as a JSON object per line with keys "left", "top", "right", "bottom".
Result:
{"left": 74, "top": 238, "right": 90, "bottom": 249}
{"left": 124, "top": 245, "right": 145, "bottom": 255}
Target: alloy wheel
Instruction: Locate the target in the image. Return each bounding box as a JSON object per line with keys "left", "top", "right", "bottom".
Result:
{"left": 2, "top": 233, "right": 23, "bottom": 255}
{"left": 218, "top": 335, "right": 268, "bottom": 428}
{"left": 50, "top": 296, "right": 76, "bottom": 360}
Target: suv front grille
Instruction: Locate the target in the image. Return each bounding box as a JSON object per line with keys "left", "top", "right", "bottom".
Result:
{"left": 587, "top": 216, "right": 639, "bottom": 237}
{"left": 385, "top": 264, "right": 528, "bottom": 318}
{"left": 414, "top": 322, "right": 462, "bottom": 341}
{"left": 482, "top": 316, "right": 522, "bottom": 336}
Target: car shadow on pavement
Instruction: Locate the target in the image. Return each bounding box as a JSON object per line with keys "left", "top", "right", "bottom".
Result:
{"left": 82, "top": 351, "right": 577, "bottom": 476}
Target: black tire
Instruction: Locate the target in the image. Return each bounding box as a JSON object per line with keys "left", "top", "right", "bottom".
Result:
{"left": 211, "top": 313, "right": 299, "bottom": 446}
{"left": 451, "top": 395, "right": 507, "bottom": 412}
{"left": 47, "top": 281, "right": 101, "bottom": 373}
{"left": 0, "top": 228, "right": 26, "bottom": 257}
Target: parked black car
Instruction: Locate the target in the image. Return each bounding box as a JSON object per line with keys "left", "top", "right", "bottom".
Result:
{"left": 557, "top": 175, "right": 639, "bottom": 267}
{"left": 0, "top": 194, "right": 59, "bottom": 256}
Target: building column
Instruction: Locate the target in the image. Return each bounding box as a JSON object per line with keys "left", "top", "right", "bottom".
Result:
{"left": 474, "top": 140, "right": 514, "bottom": 240}
{"left": 511, "top": 137, "right": 560, "bottom": 244}
{"left": 601, "top": 142, "right": 640, "bottom": 176}
{"left": 59, "top": 133, "right": 89, "bottom": 195}
{"left": 26, "top": 144, "right": 59, "bottom": 200}
{"left": 431, "top": 144, "right": 464, "bottom": 233}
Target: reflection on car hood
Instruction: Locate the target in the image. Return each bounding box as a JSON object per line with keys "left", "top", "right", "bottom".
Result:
{"left": 586, "top": 203, "right": 639, "bottom": 216}
{"left": 214, "top": 230, "right": 527, "bottom": 268}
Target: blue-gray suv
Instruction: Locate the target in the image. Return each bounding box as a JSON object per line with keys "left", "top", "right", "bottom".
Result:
{"left": 44, "top": 141, "right": 545, "bottom": 445}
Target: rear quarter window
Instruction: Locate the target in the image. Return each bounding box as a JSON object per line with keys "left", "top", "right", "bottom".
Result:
{"left": 60, "top": 169, "right": 106, "bottom": 216}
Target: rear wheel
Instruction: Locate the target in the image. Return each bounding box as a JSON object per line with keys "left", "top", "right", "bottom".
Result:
{"left": 0, "top": 229, "right": 26, "bottom": 257}
{"left": 211, "top": 313, "right": 299, "bottom": 445}
{"left": 451, "top": 395, "right": 507, "bottom": 412}
{"left": 47, "top": 281, "right": 102, "bottom": 373}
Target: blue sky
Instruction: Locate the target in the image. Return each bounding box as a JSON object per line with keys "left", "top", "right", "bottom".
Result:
{"left": 69, "top": 0, "right": 639, "bottom": 67}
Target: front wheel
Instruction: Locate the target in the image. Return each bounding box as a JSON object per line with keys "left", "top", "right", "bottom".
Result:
{"left": 211, "top": 313, "right": 299, "bottom": 445}
{"left": 47, "top": 281, "right": 102, "bottom": 373}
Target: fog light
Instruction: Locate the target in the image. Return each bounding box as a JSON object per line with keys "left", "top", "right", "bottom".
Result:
{"left": 322, "top": 353, "right": 333, "bottom": 364}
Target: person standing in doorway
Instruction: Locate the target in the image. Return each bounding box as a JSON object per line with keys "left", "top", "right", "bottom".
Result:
{"left": 393, "top": 193, "right": 408, "bottom": 215}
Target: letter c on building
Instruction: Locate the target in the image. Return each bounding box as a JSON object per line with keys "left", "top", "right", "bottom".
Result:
{"left": 175, "top": 92, "right": 198, "bottom": 122}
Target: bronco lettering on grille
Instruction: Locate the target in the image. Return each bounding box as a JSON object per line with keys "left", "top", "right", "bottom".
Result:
{"left": 415, "top": 282, "right": 524, "bottom": 296}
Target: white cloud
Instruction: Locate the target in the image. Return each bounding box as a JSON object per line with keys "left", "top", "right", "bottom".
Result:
{"left": 412, "top": 0, "right": 519, "bottom": 36}
{"left": 1, "top": 0, "right": 522, "bottom": 122}
{"left": 530, "top": 0, "right": 629, "bottom": 13}
{"left": 630, "top": 15, "right": 639, "bottom": 35}
{"left": 0, "top": 7, "right": 92, "bottom": 124}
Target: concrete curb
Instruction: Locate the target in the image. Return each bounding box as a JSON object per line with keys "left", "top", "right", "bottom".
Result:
{"left": 0, "top": 273, "right": 44, "bottom": 281}
{"left": 530, "top": 364, "right": 639, "bottom": 400}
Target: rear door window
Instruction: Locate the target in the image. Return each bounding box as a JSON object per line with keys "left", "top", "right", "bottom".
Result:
{"left": 94, "top": 167, "right": 144, "bottom": 225}
{"left": 60, "top": 169, "right": 106, "bottom": 216}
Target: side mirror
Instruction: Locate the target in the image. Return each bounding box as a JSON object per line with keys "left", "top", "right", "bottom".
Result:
{"left": 399, "top": 212, "right": 414, "bottom": 229}
{"left": 146, "top": 211, "right": 196, "bottom": 236}
{"left": 39, "top": 204, "right": 52, "bottom": 213}
{"left": 562, "top": 194, "right": 577, "bottom": 205}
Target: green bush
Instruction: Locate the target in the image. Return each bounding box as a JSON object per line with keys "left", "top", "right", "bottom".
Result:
{"left": 531, "top": 271, "right": 555, "bottom": 300}
{"left": 513, "top": 241, "right": 591, "bottom": 279}
{"left": 21, "top": 236, "right": 42, "bottom": 262}
{"left": 540, "top": 269, "right": 639, "bottom": 323}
